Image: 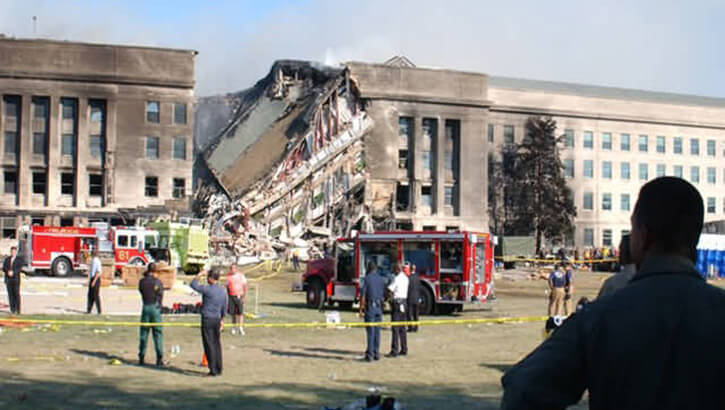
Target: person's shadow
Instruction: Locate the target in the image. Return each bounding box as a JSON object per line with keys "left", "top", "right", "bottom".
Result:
{"left": 70, "top": 349, "right": 206, "bottom": 376}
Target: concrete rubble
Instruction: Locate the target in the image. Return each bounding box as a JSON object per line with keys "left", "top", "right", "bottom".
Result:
{"left": 195, "top": 60, "right": 378, "bottom": 263}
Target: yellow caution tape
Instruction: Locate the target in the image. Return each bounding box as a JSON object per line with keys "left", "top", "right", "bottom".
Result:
{"left": 0, "top": 315, "right": 546, "bottom": 329}
{"left": 495, "top": 257, "right": 618, "bottom": 264}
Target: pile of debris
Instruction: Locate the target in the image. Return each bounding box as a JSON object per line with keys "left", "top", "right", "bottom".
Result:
{"left": 195, "top": 60, "right": 376, "bottom": 263}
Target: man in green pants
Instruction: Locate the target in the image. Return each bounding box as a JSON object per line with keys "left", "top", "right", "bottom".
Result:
{"left": 138, "top": 263, "right": 165, "bottom": 366}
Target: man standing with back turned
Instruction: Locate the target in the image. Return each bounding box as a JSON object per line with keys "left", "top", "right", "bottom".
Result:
{"left": 191, "top": 269, "right": 228, "bottom": 377}
{"left": 501, "top": 177, "right": 725, "bottom": 409}
{"left": 138, "top": 263, "right": 165, "bottom": 366}
{"left": 359, "top": 261, "right": 385, "bottom": 362}
{"left": 87, "top": 249, "right": 102, "bottom": 314}
{"left": 387, "top": 262, "right": 409, "bottom": 357}
{"left": 3, "top": 246, "right": 23, "bottom": 314}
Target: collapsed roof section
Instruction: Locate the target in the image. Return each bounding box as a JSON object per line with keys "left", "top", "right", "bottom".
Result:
{"left": 197, "top": 60, "right": 374, "bottom": 260}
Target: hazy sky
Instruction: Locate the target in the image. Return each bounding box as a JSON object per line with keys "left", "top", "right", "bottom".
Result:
{"left": 1, "top": 0, "right": 723, "bottom": 97}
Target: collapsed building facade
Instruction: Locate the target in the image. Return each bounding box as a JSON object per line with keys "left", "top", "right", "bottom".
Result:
{"left": 195, "top": 58, "right": 490, "bottom": 258}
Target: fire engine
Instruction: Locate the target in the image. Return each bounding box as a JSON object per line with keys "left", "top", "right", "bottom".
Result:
{"left": 301, "top": 231, "right": 494, "bottom": 315}
{"left": 19, "top": 223, "right": 165, "bottom": 276}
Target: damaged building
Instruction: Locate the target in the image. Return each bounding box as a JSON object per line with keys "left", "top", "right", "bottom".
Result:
{"left": 195, "top": 57, "right": 489, "bottom": 257}
{"left": 198, "top": 55, "right": 725, "bottom": 253}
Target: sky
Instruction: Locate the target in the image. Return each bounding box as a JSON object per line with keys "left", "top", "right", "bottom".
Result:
{"left": 1, "top": 0, "right": 724, "bottom": 97}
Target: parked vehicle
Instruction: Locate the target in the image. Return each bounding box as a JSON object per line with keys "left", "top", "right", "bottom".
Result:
{"left": 301, "top": 230, "right": 495, "bottom": 315}
{"left": 147, "top": 219, "right": 209, "bottom": 273}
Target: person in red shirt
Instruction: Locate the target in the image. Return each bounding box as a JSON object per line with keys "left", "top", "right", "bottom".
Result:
{"left": 226, "top": 264, "right": 248, "bottom": 336}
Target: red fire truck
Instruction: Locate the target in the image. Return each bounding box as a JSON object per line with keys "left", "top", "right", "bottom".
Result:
{"left": 301, "top": 231, "right": 494, "bottom": 315}
{"left": 19, "top": 224, "right": 162, "bottom": 276}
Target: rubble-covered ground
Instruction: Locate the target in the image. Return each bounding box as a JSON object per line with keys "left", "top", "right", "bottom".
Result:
{"left": 194, "top": 60, "right": 380, "bottom": 264}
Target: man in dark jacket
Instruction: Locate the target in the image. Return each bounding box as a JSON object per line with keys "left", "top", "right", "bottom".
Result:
{"left": 407, "top": 264, "right": 421, "bottom": 332}
{"left": 138, "top": 263, "right": 164, "bottom": 366}
{"left": 501, "top": 177, "right": 725, "bottom": 410}
{"left": 3, "top": 246, "right": 23, "bottom": 314}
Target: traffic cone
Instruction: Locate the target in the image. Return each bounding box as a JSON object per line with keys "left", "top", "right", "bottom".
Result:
{"left": 201, "top": 352, "right": 208, "bottom": 367}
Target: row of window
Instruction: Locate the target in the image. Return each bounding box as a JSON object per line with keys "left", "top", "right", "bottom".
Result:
{"left": 145, "top": 136, "right": 187, "bottom": 160}
{"left": 581, "top": 191, "right": 724, "bottom": 214}
{"left": 582, "top": 228, "right": 630, "bottom": 247}
{"left": 2, "top": 170, "right": 187, "bottom": 199}
{"left": 3, "top": 96, "right": 107, "bottom": 123}
{"left": 398, "top": 117, "right": 460, "bottom": 174}
{"left": 562, "top": 130, "right": 721, "bottom": 156}
{"left": 145, "top": 101, "right": 188, "bottom": 125}
{"left": 563, "top": 159, "right": 722, "bottom": 184}
{"left": 486, "top": 123, "right": 723, "bottom": 158}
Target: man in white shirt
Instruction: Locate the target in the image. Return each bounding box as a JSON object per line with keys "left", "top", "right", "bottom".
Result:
{"left": 87, "top": 249, "right": 102, "bottom": 314}
{"left": 387, "top": 262, "right": 409, "bottom": 357}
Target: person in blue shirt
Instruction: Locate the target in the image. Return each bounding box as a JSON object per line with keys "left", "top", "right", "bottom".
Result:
{"left": 87, "top": 249, "right": 102, "bottom": 314}
{"left": 547, "top": 264, "right": 567, "bottom": 316}
{"left": 191, "top": 269, "right": 228, "bottom": 376}
{"left": 358, "top": 261, "right": 386, "bottom": 362}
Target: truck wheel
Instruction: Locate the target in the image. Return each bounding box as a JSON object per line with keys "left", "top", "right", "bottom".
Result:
{"left": 306, "top": 280, "right": 325, "bottom": 309}
{"left": 419, "top": 286, "right": 434, "bottom": 316}
{"left": 51, "top": 257, "right": 72, "bottom": 277}
{"left": 129, "top": 258, "right": 145, "bottom": 266}
{"left": 338, "top": 301, "right": 353, "bottom": 310}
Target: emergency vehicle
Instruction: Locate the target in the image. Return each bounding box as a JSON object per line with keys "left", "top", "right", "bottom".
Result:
{"left": 301, "top": 231, "right": 494, "bottom": 315}
{"left": 19, "top": 224, "right": 163, "bottom": 276}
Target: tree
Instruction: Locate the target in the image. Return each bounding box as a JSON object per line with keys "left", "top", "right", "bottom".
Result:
{"left": 488, "top": 117, "right": 576, "bottom": 252}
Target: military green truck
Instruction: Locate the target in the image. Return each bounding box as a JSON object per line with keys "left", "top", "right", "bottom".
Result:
{"left": 147, "top": 220, "right": 209, "bottom": 274}
{"left": 494, "top": 236, "right": 536, "bottom": 269}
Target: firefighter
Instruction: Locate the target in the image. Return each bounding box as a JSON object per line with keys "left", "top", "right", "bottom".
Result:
{"left": 359, "top": 260, "right": 385, "bottom": 362}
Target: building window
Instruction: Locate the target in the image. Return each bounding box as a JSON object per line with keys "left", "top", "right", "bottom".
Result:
{"left": 583, "top": 131, "right": 593, "bottom": 149}
{"left": 145, "top": 176, "right": 158, "bottom": 197}
{"left": 4, "top": 132, "right": 17, "bottom": 155}
{"left": 673, "top": 137, "right": 683, "bottom": 154}
{"left": 707, "top": 197, "right": 716, "bottom": 214}
{"left": 564, "top": 129, "right": 574, "bottom": 148}
{"left": 61, "top": 172, "right": 74, "bottom": 195}
{"left": 30, "top": 217, "right": 44, "bottom": 226}
{"left": 620, "top": 133, "right": 630, "bottom": 151}
{"left": 90, "top": 103, "right": 103, "bottom": 123}
{"left": 90, "top": 135, "right": 104, "bottom": 159}
{"left": 583, "top": 192, "right": 593, "bottom": 210}
{"left": 89, "top": 174, "right": 103, "bottom": 196}
{"left": 421, "top": 185, "right": 432, "bottom": 208}
{"left": 399, "top": 116, "right": 413, "bottom": 146}
{"left": 174, "top": 103, "right": 187, "bottom": 124}
{"left": 639, "top": 163, "right": 648, "bottom": 181}
{"left": 60, "top": 218, "right": 74, "bottom": 227}
{"left": 61, "top": 134, "right": 75, "bottom": 156}
{"left": 691, "top": 166, "right": 700, "bottom": 183}
{"left": 656, "top": 136, "right": 666, "bottom": 153}
{"left": 444, "top": 151, "right": 453, "bottom": 171}
{"left": 621, "top": 193, "right": 630, "bottom": 211}
{"left": 422, "top": 151, "right": 432, "bottom": 171}
{"left": 656, "top": 164, "right": 665, "bottom": 178}
{"left": 32, "top": 97, "right": 49, "bottom": 119}
{"left": 395, "top": 183, "right": 410, "bottom": 211}
{"left": 563, "top": 159, "right": 574, "bottom": 178}
{"left": 584, "top": 160, "right": 593, "bottom": 178}
{"left": 638, "top": 135, "right": 648, "bottom": 152}
{"left": 32, "top": 132, "right": 46, "bottom": 155}
{"left": 444, "top": 186, "right": 455, "bottom": 207}
{"left": 61, "top": 98, "right": 77, "bottom": 119}
{"left": 3, "top": 95, "right": 20, "bottom": 117}
{"left": 707, "top": 167, "right": 716, "bottom": 184}
{"left": 583, "top": 228, "right": 594, "bottom": 246}
{"left": 4, "top": 171, "right": 17, "bottom": 194}
{"left": 503, "top": 125, "right": 515, "bottom": 146}
{"left": 602, "top": 132, "right": 612, "bottom": 150}
{"left": 602, "top": 193, "right": 612, "bottom": 211}
{"left": 620, "top": 162, "right": 630, "bottom": 180}
{"left": 146, "top": 137, "right": 160, "bottom": 159}
{"left": 32, "top": 171, "right": 46, "bottom": 194}
{"left": 691, "top": 138, "right": 699, "bottom": 155}
{"left": 707, "top": 139, "right": 716, "bottom": 157}
{"left": 674, "top": 165, "right": 683, "bottom": 179}
{"left": 173, "top": 137, "right": 186, "bottom": 160}
{"left": 602, "top": 161, "right": 612, "bottom": 179}
{"left": 173, "top": 178, "right": 186, "bottom": 199}
{"left": 1, "top": 217, "right": 16, "bottom": 239}
{"left": 398, "top": 149, "right": 408, "bottom": 169}
{"left": 487, "top": 123, "right": 494, "bottom": 143}
{"left": 146, "top": 101, "right": 160, "bottom": 123}
{"left": 602, "top": 229, "right": 612, "bottom": 247}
